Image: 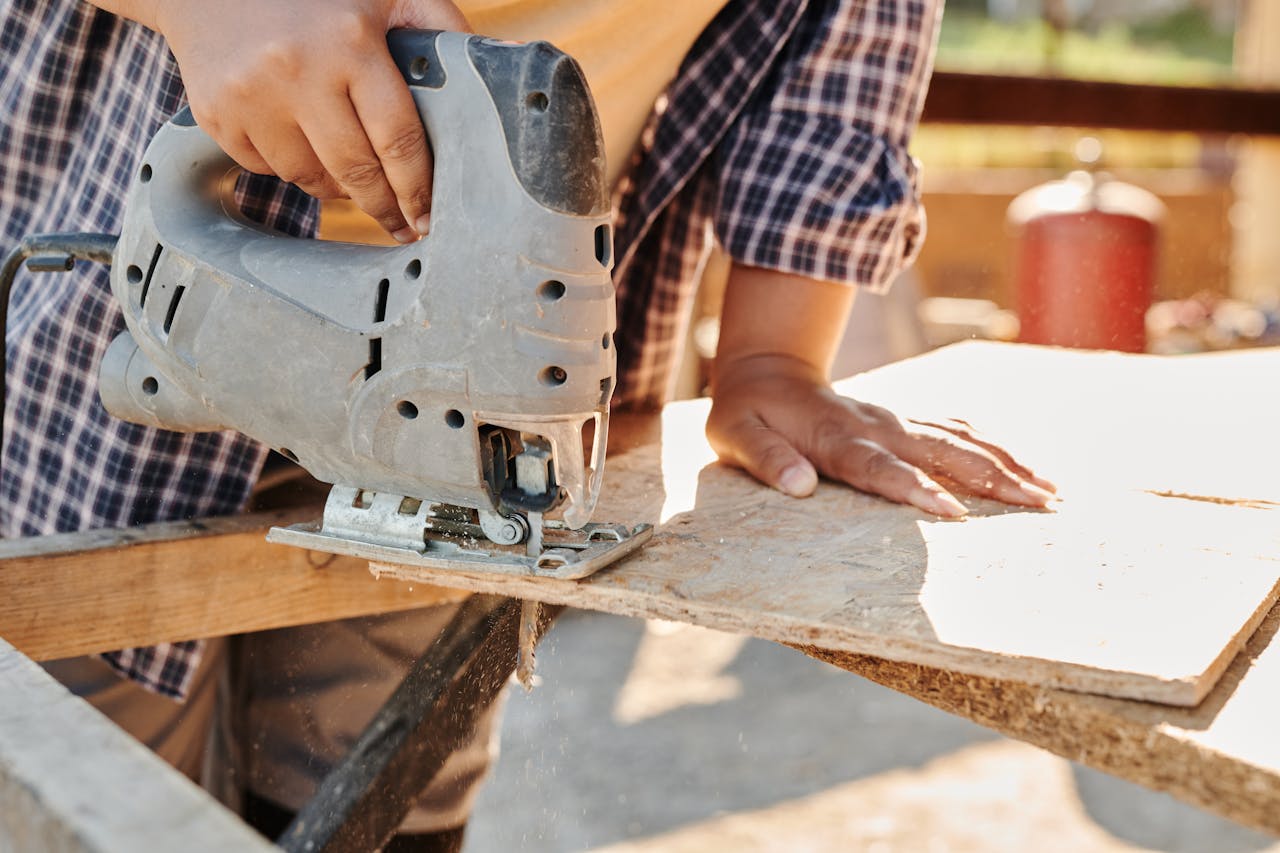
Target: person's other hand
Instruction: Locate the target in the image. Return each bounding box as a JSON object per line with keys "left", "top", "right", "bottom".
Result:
{"left": 157, "top": 0, "right": 470, "bottom": 242}
{"left": 709, "top": 264, "right": 1056, "bottom": 518}
{"left": 706, "top": 353, "right": 1056, "bottom": 518}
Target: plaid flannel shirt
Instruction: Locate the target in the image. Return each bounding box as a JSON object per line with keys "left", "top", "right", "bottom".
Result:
{"left": 1, "top": 0, "right": 939, "bottom": 698}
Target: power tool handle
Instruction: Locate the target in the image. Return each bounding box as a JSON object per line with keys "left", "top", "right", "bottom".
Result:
{"left": 386, "top": 29, "right": 607, "bottom": 217}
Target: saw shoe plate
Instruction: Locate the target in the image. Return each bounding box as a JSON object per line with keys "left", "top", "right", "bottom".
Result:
{"left": 267, "top": 518, "right": 653, "bottom": 581}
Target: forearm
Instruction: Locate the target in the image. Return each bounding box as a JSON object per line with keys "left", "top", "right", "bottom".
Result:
{"left": 712, "top": 263, "right": 855, "bottom": 387}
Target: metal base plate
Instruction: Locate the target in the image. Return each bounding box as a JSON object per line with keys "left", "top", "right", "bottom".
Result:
{"left": 267, "top": 519, "right": 653, "bottom": 580}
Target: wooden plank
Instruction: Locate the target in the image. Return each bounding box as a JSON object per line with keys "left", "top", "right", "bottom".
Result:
{"left": 922, "top": 72, "right": 1280, "bottom": 135}
{"left": 798, "top": 598, "right": 1280, "bottom": 836}
{"left": 373, "top": 343, "right": 1280, "bottom": 706}
{"left": 0, "top": 638, "right": 273, "bottom": 852}
{"left": 0, "top": 508, "right": 466, "bottom": 662}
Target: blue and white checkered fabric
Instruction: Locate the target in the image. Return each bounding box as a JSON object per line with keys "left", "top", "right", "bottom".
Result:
{"left": 0, "top": 0, "right": 938, "bottom": 698}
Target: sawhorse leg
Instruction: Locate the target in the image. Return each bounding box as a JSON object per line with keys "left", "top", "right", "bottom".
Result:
{"left": 277, "top": 595, "right": 558, "bottom": 852}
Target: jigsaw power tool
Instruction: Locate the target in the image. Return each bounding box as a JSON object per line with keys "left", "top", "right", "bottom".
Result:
{"left": 2, "top": 30, "right": 651, "bottom": 579}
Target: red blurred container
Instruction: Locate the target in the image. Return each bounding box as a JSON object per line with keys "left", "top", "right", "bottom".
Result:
{"left": 1009, "top": 170, "right": 1164, "bottom": 352}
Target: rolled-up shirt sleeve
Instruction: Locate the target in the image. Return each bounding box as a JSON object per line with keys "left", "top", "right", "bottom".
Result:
{"left": 713, "top": 0, "right": 942, "bottom": 292}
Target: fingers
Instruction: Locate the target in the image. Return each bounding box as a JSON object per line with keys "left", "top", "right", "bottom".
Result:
{"left": 266, "top": 57, "right": 434, "bottom": 239}
{"left": 791, "top": 406, "right": 967, "bottom": 516}
{"left": 222, "top": 79, "right": 431, "bottom": 240}
{"left": 819, "top": 438, "right": 968, "bottom": 517}
{"left": 708, "top": 415, "right": 818, "bottom": 498}
{"left": 349, "top": 55, "right": 435, "bottom": 235}
{"left": 706, "top": 360, "right": 1057, "bottom": 517}
{"left": 296, "top": 94, "right": 417, "bottom": 240}
{"left": 391, "top": 0, "right": 473, "bottom": 33}
{"left": 909, "top": 418, "right": 1057, "bottom": 492}
{"left": 893, "top": 430, "right": 1054, "bottom": 508}
{"left": 716, "top": 404, "right": 1054, "bottom": 517}
{"left": 245, "top": 124, "right": 345, "bottom": 199}
{"left": 232, "top": 79, "right": 430, "bottom": 239}
{"left": 710, "top": 409, "right": 968, "bottom": 517}
{"left": 220, "top": 133, "right": 273, "bottom": 177}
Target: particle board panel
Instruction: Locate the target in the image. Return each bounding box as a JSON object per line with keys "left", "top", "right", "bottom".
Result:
{"left": 374, "top": 343, "right": 1280, "bottom": 706}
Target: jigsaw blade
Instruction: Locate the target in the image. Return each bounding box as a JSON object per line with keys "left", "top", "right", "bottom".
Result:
{"left": 516, "top": 599, "right": 542, "bottom": 691}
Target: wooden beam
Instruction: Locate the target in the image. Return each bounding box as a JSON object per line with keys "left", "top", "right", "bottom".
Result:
{"left": 0, "top": 638, "right": 274, "bottom": 851}
{"left": 0, "top": 508, "right": 465, "bottom": 662}
{"left": 922, "top": 72, "right": 1280, "bottom": 135}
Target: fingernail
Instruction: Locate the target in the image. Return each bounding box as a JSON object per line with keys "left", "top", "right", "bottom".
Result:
{"left": 778, "top": 463, "right": 817, "bottom": 498}
{"left": 392, "top": 227, "right": 418, "bottom": 244}
{"left": 996, "top": 479, "right": 1050, "bottom": 507}
{"left": 415, "top": 214, "right": 431, "bottom": 235}
{"left": 929, "top": 490, "right": 968, "bottom": 517}
{"left": 1020, "top": 482, "right": 1057, "bottom": 506}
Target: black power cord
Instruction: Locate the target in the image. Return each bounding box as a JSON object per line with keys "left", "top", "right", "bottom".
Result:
{"left": 0, "top": 232, "right": 118, "bottom": 471}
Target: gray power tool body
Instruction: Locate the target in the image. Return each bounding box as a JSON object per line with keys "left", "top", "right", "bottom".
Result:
{"left": 93, "top": 31, "right": 651, "bottom": 579}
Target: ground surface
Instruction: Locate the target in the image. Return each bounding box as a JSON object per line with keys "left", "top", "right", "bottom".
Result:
{"left": 465, "top": 610, "right": 1278, "bottom": 853}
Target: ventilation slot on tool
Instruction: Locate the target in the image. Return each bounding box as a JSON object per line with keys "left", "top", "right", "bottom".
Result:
{"left": 374, "top": 278, "right": 390, "bottom": 323}
{"left": 366, "top": 278, "right": 390, "bottom": 380}
{"left": 594, "top": 225, "right": 611, "bottom": 267}
{"left": 162, "top": 285, "right": 185, "bottom": 335}
{"left": 139, "top": 243, "right": 163, "bottom": 307}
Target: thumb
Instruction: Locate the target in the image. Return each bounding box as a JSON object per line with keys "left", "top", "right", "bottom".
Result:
{"left": 389, "top": 0, "right": 472, "bottom": 31}
{"left": 710, "top": 417, "right": 818, "bottom": 498}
